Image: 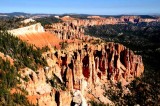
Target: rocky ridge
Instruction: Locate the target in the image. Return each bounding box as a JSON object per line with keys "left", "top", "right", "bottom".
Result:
{"left": 46, "top": 16, "right": 159, "bottom": 40}
{"left": 61, "top": 16, "right": 159, "bottom": 26}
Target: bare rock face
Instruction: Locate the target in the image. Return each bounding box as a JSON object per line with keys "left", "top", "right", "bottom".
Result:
{"left": 45, "top": 18, "right": 117, "bottom": 40}
{"left": 19, "top": 67, "right": 72, "bottom": 106}
{"left": 46, "top": 22, "right": 85, "bottom": 40}
{"left": 72, "top": 90, "right": 87, "bottom": 106}
{"left": 21, "top": 18, "right": 35, "bottom": 24}
{"left": 8, "top": 23, "right": 44, "bottom": 36}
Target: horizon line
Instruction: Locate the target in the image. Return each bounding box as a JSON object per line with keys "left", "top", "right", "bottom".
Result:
{"left": 0, "top": 11, "right": 160, "bottom": 16}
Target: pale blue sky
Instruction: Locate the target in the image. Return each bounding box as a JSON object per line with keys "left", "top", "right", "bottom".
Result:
{"left": 0, "top": 0, "right": 160, "bottom": 15}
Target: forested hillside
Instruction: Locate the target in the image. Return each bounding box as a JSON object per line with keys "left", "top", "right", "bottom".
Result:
{"left": 0, "top": 31, "right": 48, "bottom": 105}
{"left": 35, "top": 16, "right": 63, "bottom": 27}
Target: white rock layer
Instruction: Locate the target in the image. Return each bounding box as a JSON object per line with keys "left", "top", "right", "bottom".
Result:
{"left": 8, "top": 23, "right": 44, "bottom": 36}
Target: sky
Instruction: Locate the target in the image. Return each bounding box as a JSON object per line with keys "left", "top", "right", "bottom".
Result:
{"left": 0, "top": 0, "right": 160, "bottom": 15}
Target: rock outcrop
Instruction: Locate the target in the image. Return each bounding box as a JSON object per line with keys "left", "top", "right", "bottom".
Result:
{"left": 0, "top": 52, "right": 14, "bottom": 65}
{"left": 45, "top": 22, "right": 85, "bottom": 40}
{"left": 8, "top": 23, "right": 44, "bottom": 36}
{"left": 21, "top": 18, "right": 35, "bottom": 24}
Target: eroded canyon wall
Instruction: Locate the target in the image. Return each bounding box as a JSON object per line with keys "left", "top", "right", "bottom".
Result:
{"left": 46, "top": 16, "right": 158, "bottom": 40}
{"left": 19, "top": 42, "right": 144, "bottom": 105}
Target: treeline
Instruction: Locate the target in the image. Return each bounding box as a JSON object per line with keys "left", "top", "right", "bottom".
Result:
{"left": 0, "top": 17, "right": 36, "bottom": 30}
{"left": 0, "top": 16, "right": 63, "bottom": 30}
{"left": 35, "top": 16, "right": 63, "bottom": 27}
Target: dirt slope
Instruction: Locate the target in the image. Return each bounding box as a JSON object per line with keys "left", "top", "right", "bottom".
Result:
{"left": 19, "top": 32, "right": 61, "bottom": 48}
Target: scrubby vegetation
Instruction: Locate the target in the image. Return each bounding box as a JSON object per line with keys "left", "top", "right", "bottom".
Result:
{"left": 49, "top": 75, "right": 66, "bottom": 91}
{"left": 85, "top": 22, "right": 160, "bottom": 105}
{"left": 89, "top": 100, "right": 107, "bottom": 106}
{"left": 0, "top": 31, "right": 47, "bottom": 71}
{"left": 0, "top": 57, "right": 34, "bottom": 105}
{"left": 59, "top": 41, "right": 69, "bottom": 50}
{"left": 0, "top": 31, "right": 49, "bottom": 105}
